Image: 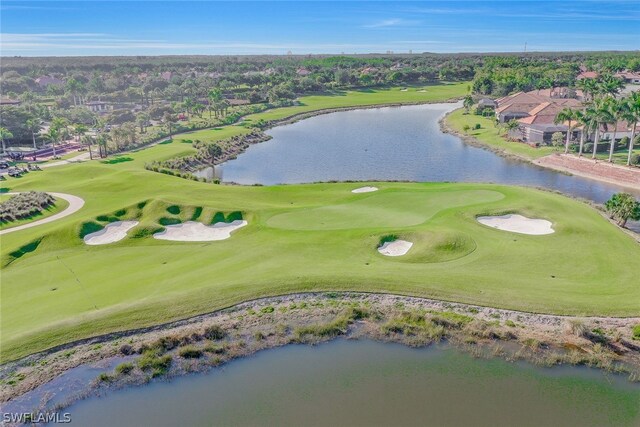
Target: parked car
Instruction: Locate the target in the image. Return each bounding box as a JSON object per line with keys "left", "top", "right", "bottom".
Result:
{"left": 0, "top": 161, "right": 10, "bottom": 169}
{"left": 7, "top": 168, "right": 22, "bottom": 177}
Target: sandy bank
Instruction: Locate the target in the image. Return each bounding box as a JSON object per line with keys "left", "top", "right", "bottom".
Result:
{"left": 378, "top": 240, "right": 413, "bottom": 256}
{"left": 153, "top": 220, "right": 247, "bottom": 241}
{"left": 477, "top": 214, "right": 554, "bottom": 235}
{"left": 83, "top": 221, "right": 139, "bottom": 245}
{"left": 352, "top": 186, "right": 379, "bottom": 193}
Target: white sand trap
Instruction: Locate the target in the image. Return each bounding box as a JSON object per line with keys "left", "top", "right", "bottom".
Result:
{"left": 418, "top": 89, "right": 427, "bottom": 92}
{"left": 351, "top": 186, "right": 379, "bottom": 193}
{"left": 477, "top": 214, "right": 554, "bottom": 235}
{"left": 378, "top": 240, "right": 413, "bottom": 256}
{"left": 400, "top": 88, "right": 408, "bottom": 92}
{"left": 153, "top": 220, "right": 247, "bottom": 242}
{"left": 83, "top": 221, "right": 139, "bottom": 245}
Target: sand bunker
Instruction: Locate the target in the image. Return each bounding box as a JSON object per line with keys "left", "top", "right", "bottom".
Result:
{"left": 153, "top": 220, "right": 247, "bottom": 242}
{"left": 477, "top": 214, "right": 554, "bottom": 235}
{"left": 83, "top": 221, "right": 139, "bottom": 245}
{"left": 378, "top": 240, "right": 413, "bottom": 256}
{"left": 418, "top": 89, "right": 427, "bottom": 92}
{"left": 400, "top": 88, "right": 408, "bottom": 92}
{"left": 351, "top": 186, "right": 379, "bottom": 193}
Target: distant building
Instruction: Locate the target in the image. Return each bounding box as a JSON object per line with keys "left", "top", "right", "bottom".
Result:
{"left": 160, "top": 71, "right": 173, "bottom": 81}
{"left": 296, "top": 68, "right": 311, "bottom": 76}
{"left": 576, "top": 71, "right": 598, "bottom": 80}
{"left": 85, "top": 101, "right": 112, "bottom": 113}
{"left": 35, "top": 75, "right": 64, "bottom": 88}
{"left": 0, "top": 98, "right": 21, "bottom": 106}
{"left": 615, "top": 71, "right": 640, "bottom": 84}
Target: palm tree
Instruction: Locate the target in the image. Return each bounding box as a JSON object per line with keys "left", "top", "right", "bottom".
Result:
{"left": 208, "top": 88, "right": 222, "bottom": 118}
{"left": 554, "top": 107, "right": 576, "bottom": 154}
{"left": 42, "top": 128, "right": 59, "bottom": 157}
{"left": 74, "top": 124, "right": 88, "bottom": 143}
{"left": 20, "top": 91, "right": 36, "bottom": 113}
{"left": 590, "top": 98, "right": 614, "bottom": 160}
{"left": 577, "top": 78, "right": 598, "bottom": 102}
{"left": 621, "top": 92, "right": 640, "bottom": 166}
{"left": 81, "top": 134, "right": 94, "bottom": 160}
{"left": 49, "top": 117, "right": 69, "bottom": 157}
{"left": 597, "top": 74, "right": 624, "bottom": 99}
{"left": 0, "top": 127, "right": 13, "bottom": 155}
{"left": 463, "top": 95, "right": 473, "bottom": 114}
{"left": 607, "top": 98, "right": 624, "bottom": 162}
{"left": 136, "top": 112, "right": 150, "bottom": 133}
{"left": 25, "top": 118, "right": 42, "bottom": 150}
{"left": 573, "top": 110, "right": 594, "bottom": 157}
{"left": 504, "top": 119, "right": 520, "bottom": 137}
{"left": 162, "top": 112, "right": 176, "bottom": 139}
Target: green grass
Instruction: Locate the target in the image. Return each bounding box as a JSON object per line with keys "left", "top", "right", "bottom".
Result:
{"left": 0, "top": 196, "right": 69, "bottom": 231}
{"left": 1, "top": 84, "right": 638, "bottom": 362}
{"left": 244, "top": 83, "right": 468, "bottom": 123}
{"left": 446, "top": 109, "right": 558, "bottom": 160}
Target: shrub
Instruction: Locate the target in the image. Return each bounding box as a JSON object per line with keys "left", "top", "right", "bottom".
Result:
{"left": 97, "top": 373, "right": 113, "bottom": 382}
{"left": 203, "top": 325, "right": 227, "bottom": 340}
{"left": 178, "top": 346, "right": 203, "bottom": 359}
{"left": 137, "top": 351, "right": 172, "bottom": 373}
{"left": 166, "top": 205, "right": 181, "bottom": 215}
{"left": 633, "top": 324, "right": 640, "bottom": 341}
{"left": 115, "top": 362, "right": 134, "bottom": 375}
{"left": 631, "top": 154, "right": 640, "bottom": 165}
{"left": 119, "top": 344, "right": 134, "bottom": 355}
{"left": 620, "top": 136, "right": 630, "bottom": 148}
{"left": 551, "top": 132, "right": 564, "bottom": 147}
{"left": 0, "top": 191, "right": 55, "bottom": 223}
{"left": 583, "top": 143, "right": 594, "bottom": 153}
{"left": 474, "top": 123, "right": 481, "bottom": 130}
{"left": 260, "top": 306, "right": 275, "bottom": 314}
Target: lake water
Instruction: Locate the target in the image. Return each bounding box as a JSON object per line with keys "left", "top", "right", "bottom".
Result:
{"left": 220, "top": 103, "right": 639, "bottom": 205}
{"left": 61, "top": 340, "right": 640, "bottom": 427}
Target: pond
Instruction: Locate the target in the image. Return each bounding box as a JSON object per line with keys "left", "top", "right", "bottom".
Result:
{"left": 219, "top": 103, "right": 639, "bottom": 205}
{"left": 60, "top": 340, "right": 640, "bottom": 427}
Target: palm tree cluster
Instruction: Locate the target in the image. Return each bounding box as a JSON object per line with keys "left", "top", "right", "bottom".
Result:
{"left": 556, "top": 76, "right": 639, "bottom": 165}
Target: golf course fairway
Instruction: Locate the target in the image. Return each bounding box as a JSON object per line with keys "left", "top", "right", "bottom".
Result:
{"left": 1, "top": 140, "right": 639, "bottom": 362}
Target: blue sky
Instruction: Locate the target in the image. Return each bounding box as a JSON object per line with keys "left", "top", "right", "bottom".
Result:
{"left": 1, "top": 1, "right": 639, "bottom": 56}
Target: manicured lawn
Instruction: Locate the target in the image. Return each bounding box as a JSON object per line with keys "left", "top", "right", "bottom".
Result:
{"left": 1, "top": 146, "right": 639, "bottom": 361}
{"left": 2, "top": 84, "right": 638, "bottom": 362}
{"left": 244, "top": 83, "right": 468, "bottom": 123}
{"left": 446, "top": 109, "right": 558, "bottom": 160}
{"left": 0, "top": 195, "right": 69, "bottom": 231}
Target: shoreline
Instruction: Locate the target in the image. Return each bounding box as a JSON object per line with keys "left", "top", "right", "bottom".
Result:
{"left": 2, "top": 292, "right": 638, "bottom": 412}
{"left": 439, "top": 109, "right": 640, "bottom": 192}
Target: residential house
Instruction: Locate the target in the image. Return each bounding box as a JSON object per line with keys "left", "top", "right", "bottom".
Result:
{"left": 576, "top": 71, "right": 598, "bottom": 80}
{"left": 296, "top": 68, "right": 311, "bottom": 76}
{"left": 615, "top": 71, "right": 640, "bottom": 84}
{"left": 35, "top": 75, "right": 64, "bottom": 89}
{"left": 514, "top": 101, "right": 581, "bottom": 145}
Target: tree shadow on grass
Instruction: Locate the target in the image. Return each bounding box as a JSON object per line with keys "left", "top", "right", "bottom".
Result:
{"left": 0, "top": 188, "right": 9, "bottom": 193}
{"left": 101, "top": 156, "right": 133, "bottom": 164}
{"left": 158, "top": 140, "right": 173, "bottom": 145}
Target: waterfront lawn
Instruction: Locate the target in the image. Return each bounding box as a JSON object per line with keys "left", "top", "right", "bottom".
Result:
{"left": 2, "top": 152, "right": 639, "bottom": 361}
{"left": 446, "top": 109, "right": 557, "bottom": 160}
{"left": 244, "top": 82, "right": 468, "bottom": 123}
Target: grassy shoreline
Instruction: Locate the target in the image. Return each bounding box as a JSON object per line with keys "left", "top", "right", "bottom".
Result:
{"left": 2, "top": 292, "right": 638, "bottom": 411}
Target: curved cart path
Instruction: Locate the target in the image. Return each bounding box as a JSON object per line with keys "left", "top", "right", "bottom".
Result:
{"left": 0, "top": 192, "right": 85, "bottom": 235}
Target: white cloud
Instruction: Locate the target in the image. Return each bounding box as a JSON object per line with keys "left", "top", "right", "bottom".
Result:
{"left": 363, "top": 18, "right": 421, "bottom": 29}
